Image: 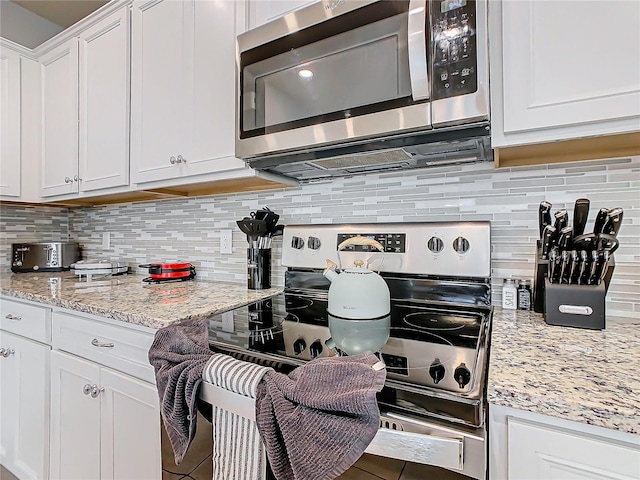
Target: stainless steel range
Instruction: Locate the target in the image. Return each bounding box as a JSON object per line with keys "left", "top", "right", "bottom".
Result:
{"left": 206, "top": 222, "right": 492, "bottom": 479}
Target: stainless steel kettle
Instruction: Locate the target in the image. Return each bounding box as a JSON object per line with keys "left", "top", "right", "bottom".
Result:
{"left": 323, "top": 237, "right": 391, "bottom": 354}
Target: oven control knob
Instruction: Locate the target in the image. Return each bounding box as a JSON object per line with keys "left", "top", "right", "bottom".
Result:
{"left": 307, "top": 236, "right": 321, "bottom": 250}
{"left": 429, "top": 360, "right": 446, "bottom": 384}
{"left": 309, "top": 340, "right": 323, "bottom": 359}
{"left": 427, "top": 237, "right": 444, "bottom": 253}
{"left": 291, "top": 236, "right": 305, "bottom": 250}
{"left": 453, "top": 237, "right": 470, "bottom": 254}
{"left": 454, "top": 363, "right": 471, "bottom": 389}
{"left": 293, "top": 338, "right": 306, "bottom": 355}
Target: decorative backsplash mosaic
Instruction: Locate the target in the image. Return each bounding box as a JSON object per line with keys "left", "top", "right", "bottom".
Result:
{"left": 1, "top": 156, "right": 638, "bottom": 318}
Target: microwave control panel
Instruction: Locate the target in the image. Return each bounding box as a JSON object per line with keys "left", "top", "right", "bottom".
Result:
{"left": 431, "top": 0, "right": 478, "bottom": 100}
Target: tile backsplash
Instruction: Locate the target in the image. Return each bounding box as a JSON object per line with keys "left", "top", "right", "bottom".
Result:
{"left": 2, "top": 156, "right": 638, "bottom": 318}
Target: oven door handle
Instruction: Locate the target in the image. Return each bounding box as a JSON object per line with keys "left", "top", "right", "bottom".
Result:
{"left": 365, "top": 428, "right": 464, "bottom": 471}
{"left": 407, "top": 0, "right": 430, "bottom": 101}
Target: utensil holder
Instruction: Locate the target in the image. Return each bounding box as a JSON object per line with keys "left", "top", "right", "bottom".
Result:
{"left": 533, "top": 241, "right": 614, "bottom": 329}
{"left": 247, "top": 248, "right": 271, "bottom": 290}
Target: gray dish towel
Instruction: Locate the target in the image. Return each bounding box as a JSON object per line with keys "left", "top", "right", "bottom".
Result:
{"left": 148, "top": 317, "right": 212, "bottom": 464}
{"left": 203, "top": 353, "right": 274, "bottom": 480}
{"left": 255, "top": 352, "right": 387, "bottom": 480}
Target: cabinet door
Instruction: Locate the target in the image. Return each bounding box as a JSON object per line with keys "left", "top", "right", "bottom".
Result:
{"left": 508, "top": 418, "right": 640, "bottom": 480}
{"left": 183, "top": 0, "right": 245, "bottom": 177}
{"left": 0, "top": 47, "right": 21, "bottom": 197}
{"left": 50, "top": 351, "right": 101, "bottom": 480}
{"left": 499, "top": 0, "right": 640, "bottom": 141}
{"left": 79, "top": 7, "right": 130, "bottom": 192}
{"left": 130, "top": 0, "right": 187, "bottom": 183}
{"left": 100, "top": 367, "right": 161, "bottom": 480}
{"left": 0, "top": 331, "right": 50, "bottom": 480}
{"left": 40, "top": 40, "right": 79, "bottom": 197}
{"left": 248, "top": 0, "right": 317, "bottom": 30}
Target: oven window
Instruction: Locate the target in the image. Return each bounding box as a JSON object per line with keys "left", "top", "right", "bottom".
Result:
{"left": 240, "top": 1, "right": 421, "bottom": 138}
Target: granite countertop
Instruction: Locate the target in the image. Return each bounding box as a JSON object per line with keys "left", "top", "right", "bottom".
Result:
{"left": 0, "top": 271, "right": 281, "bottom": 329}
{"left": 2, "top": 272, "right": 638, "bottom": 435}
{"left": 489, "top": 308, "right": 640, "bottom": 435}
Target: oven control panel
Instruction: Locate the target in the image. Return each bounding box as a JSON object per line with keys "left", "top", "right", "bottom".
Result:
{"left": 282, "top": 222, "right": 491, "bottom": 278}
{"left": 337, "top": 233, "right": 406, "bottom": 253}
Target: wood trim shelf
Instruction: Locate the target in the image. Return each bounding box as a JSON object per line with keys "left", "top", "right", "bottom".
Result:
{"left": 494, "top": 132, "right": 640, "bottom": 168}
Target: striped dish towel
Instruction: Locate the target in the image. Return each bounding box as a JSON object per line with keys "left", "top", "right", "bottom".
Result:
{"left": 202, "top": 353, "right": 274, "bottom": 480}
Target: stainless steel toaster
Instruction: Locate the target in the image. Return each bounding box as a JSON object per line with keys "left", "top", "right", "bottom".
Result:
{"left": 11, "top": 242, "right": 81, "bottom": 273}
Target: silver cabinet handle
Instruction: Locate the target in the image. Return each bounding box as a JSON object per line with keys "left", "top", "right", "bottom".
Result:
{"left": 0, "top": 348, "right": 4, "bottom": 356}
{"left": 90, "top": 385, "right": 105, "bottom": 398}
{"left": 170, "top": 156, "right": 177, "bottom": 165}
{"left": 1, "top": 348, "right": 15, "bottom": 358}
{"left": 5, "top": 314, "right": 22, "bottom": 321}
{"left": 74, "top": 175, "right": 82, "bottom": 182}
{"left": 91, "top": 338, "right": 114, "bottom": 348}
{"left": 176, "top": 155, "right": 186, "bottom": 163}
{"left": 83, "top": 384, "right": 92, "bottom": 395}
{"left": 65, "top": 177, "right": 72, "bottom": 184}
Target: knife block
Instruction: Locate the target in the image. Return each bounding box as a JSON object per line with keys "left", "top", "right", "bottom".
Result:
{"left": 532, "top": 242, "right": 615, "bottom": 325}
{"left": 544, "top": 279, "right": 605, "bottom": 330}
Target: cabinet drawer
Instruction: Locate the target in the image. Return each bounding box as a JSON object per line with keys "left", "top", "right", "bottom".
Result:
{"left": 507, "top": 417, "right": 640, "bottom": 479}
{"left": 52, "top": 312, "right": 155, "bottom": 384}
{"left": 0, "top": 298, "right": 51, "bottom": 344}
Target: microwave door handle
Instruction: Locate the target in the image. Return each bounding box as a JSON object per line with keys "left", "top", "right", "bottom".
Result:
{"left": 407, "top": 0, "right": 429, "bottom": 101}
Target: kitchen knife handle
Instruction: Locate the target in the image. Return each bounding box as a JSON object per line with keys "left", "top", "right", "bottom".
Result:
{"left": 558, "top": 226, "right": 573, "bottom": 250}
{"left": 593, "top": 208, "right": 609, "bottom": 235}
{"left": 603, "top": 207, "right": 624, "bottom": 237}
{"left": 539, "top": 201, "right": 552, "bottom": 238}
{"left": 572, "top": 198, "right": 590, "bottom": 237}
{"left": 541, "top": 225, "right": 556, "bottom": 259}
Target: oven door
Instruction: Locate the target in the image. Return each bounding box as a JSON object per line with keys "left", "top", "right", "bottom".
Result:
{"left": 236, "top": 0, "right": 431, "bottom": 159}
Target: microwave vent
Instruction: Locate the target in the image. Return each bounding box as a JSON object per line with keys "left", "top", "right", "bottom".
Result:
{"left": 309, "top": 149, "right": 412, "bottom": 171}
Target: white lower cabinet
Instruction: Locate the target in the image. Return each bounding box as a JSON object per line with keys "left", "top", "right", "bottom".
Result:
{"left": 50, "top": 351, "right": 161, "bottom": 480}
{"left": 50, "top": 310, "right": 161, "bottom": 480}
{"left": 0, "top": 331, "right": 50, "bottom": 480}
{"left": 489, "top": 404, "right": 640, "bottom": 480}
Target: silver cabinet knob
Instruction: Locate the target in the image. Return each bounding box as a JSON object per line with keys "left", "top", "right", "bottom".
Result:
{"left": 176, "top": 155, "right": 186, "bottom": 163}
{"left": 91, "top": 338, "right": 114, "bottom": 348}
{"left": 170, "top": 156, "right": 177, "bottom": 165}
{"left": 5, "top": 314, "right": 22, "bottom": 321}
{"left": 0, "top": 348, "right": 4, "bottom": 357}
{"left": 1, "top": 348, "right": 14, "bottom": 358}
{"left": 64, "top": 177, "right": 72, "bottom": 184}
{"left": 83, "top": 384, "right": 92, "bottom": 395}
{"left": 74, "top": 175, "right": 81, "bottom": 182}
{"left": 90, "top": 385, "right": 105, "bottom": 398}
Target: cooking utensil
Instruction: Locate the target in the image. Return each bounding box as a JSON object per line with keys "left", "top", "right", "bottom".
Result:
{"left": 548, "top": 248, "right": 558, "bottom": 282}
{"left": 568, "top": 250, "right": 579, "bottom": 284}
{"left": 603, "top": 207, "right": 623, "bottom": 237}
{"left": 572, "top": 198, "right": 590, "bottom": 237}
{"left": 559, "top": 250, "right": 570, "bottom": 283}
{"left": 595, "top": 233, "right": 619, "bottom": 255}
{"left": 539, "top": 201, "right": 552, "bottom": 238}
{"left": 593, "top": 208, "right": 609, "bottom": 235}
{"left": 552, "top": 209, "right": 568, "bottom": 244}
{"left": 139, "top": 262, "right": 196, "bottom": 281}
{"left": 587, "top": 250, "right": 599, "bottom": 285}
{"left": 572, "top": 233, "right": 597, "bottom": 252}
{"left": 236, "top": 218, "right": 268, "bottom": 247}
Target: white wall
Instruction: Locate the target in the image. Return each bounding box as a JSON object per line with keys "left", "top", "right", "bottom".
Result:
{"left": 0, "top": 1, "right": 63, "bottom": 49}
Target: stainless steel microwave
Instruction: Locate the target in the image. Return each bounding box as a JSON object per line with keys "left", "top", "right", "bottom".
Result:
{"left": 236, "top": 0, "right": 491, "bottom": 181}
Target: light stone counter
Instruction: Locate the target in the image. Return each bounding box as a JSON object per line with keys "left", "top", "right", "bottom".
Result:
{"left": 488, "top": 308, "right": 640, "bottom": 435}
{"left": 0, "top": 271, "right": 281, "bottom": 329}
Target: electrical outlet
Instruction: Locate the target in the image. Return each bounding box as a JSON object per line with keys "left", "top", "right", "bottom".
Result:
{"left": 102, "top": 232, "right": 110, "bottom": 249}
{"left": 220, "top": 230, "right": 233, "bottom": 254}
{"left": 222, "top": 311, "right": 234, "bottom": 333}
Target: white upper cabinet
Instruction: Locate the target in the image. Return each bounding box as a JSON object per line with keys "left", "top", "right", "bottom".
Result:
{"left": 490, "top": 0, "right": 640, "bottom": 148}
{"left": 78, "top": 6, "right": 130, "bottom": 192}
{"left": 131, "top": 0, "right": 245, "bottom": 185}
{"left": 39, "top": 7, "right": 130, "bottom": 198}
{"left": 39, "top": 39, "right": 79, "bottom": 197}
{"left": 248, "top": 0, "right": 317, "bottom": 30}
{"left": 0, "top": 45, "right": 21, "bottom": 197}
